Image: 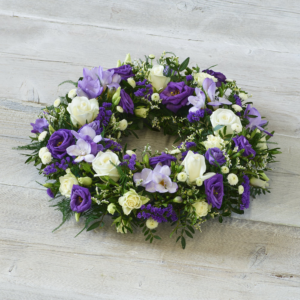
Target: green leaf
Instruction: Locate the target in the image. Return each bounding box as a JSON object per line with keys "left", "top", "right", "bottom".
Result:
{"left": 179, "top": 57, "right": 190, "bottom": 72}
{"left": 187, "top": 225, "right": 195, "bottom": 234}
{"left": 185, "top": 230, "right": 193, "bottom": 239}
{"left": 181, "top": 236, "right": 186, "bottom": 249}
{"left": 87, "top": 221, "right": 101, "bottom": 231}
{"left": 219, "top": 216, "right": 223, "bottom": 223}
{"left": 58, "top": 80, "right": 78, "bottom": 87}
{"left": 145, "top": 234, "right": 151, "bottom": 241}
{"left": 153, "top": 235, "right": 161, "bottom": 240}
{"left": 213, "top": 125, "right": 224, "bottom": 132}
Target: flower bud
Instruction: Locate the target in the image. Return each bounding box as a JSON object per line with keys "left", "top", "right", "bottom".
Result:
{"left": 238, "top": 185, "right": 244, "bottom": 194}
{"left": 78, "top": 176, "right": 93, "bottom": 186}
{"left": 149, "top": 54, "right": 155, "bottom": 59}
{"left": 187, "top": 190, "right": 193, "bottom": 196}
{"left": 68, "top": 89, "right": 77, "bottom": 99}
{"left": 54, "top": 98, "right": 61, "bottom": 107}
{"left": 118, "top": 119, "right": 128, "bottom": 131}
{"left": 259, "top": 172, "right": 270, "bottom": 182}
{"left": 38, "top": 131, "right": 48, "bottom": 142}
{"left": 173, "top": 196, "right": 183, "bottom": 203}
{"left": 126, "top": 150, "right": 135, "bottom": 156}
{"left": 112, "top": 87, "right": 121, "bottom": 106}
{"left": 75, "top": 212, "right": 80, "bottom": 222}
{"left": 124, "top": 53, "right": 131, "bottom": 64}
{"left": 195, "top": 178, "right": 203, "bottom": 186}
{"left": 116, "top": 106, "right": 124, "bottom": 113}
{"left": 107, "top": 203, "right": 116, "bottom": 214}
{"left": 134, "top": 107, "right": 149, "bottom": 118}
{"left": 49, "top": 124, "right": 55, "bottom": 135}
{"left": 250, "top": 177, "right": 269, "bottom": 189}
{"left": 151, "top": 93, "right": 160, "bottom": 101}
{"left": 127, "top": 77, "right": 136, "bottom": 88}
{"left": 143, "top": 154, "right": 149, "bottom": 167}
{"left": 43, "top": 183, "right": 53, "bottom": 188}
{"left": 116, "top": 59, "right": 122, "bottom": 67}
{"left": 177, "top": 172, "right": 187, "bottom": 182}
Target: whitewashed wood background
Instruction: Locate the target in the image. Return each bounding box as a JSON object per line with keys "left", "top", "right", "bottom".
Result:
{"left": 0, "top": 1, "right": 300, "bottom": 299}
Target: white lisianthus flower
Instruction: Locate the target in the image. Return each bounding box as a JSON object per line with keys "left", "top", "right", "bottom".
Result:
{"left": 38, "top": 131, "right": 48, "bottom": 142}
{"left": 67, "top": 96, "right": 99, "bottom": 127}
{"left": 192, "top": 201, "right": 210, "bottom": 218}
{"left": 195, "top": 178, "right": 203, "bottom": 186}
{"left": 250, "top": 177, "right": 269, "bottom": 189}
{"left": 221, "top": 166, "right": 229, "bottom": 174}
{"left": 231, "top": 123, "right": 242, "bottom": 133}
{"left": 146, "top": 218, "right": 158, "bottom": 229}
{"left": 239, "top": 92, "right": 248, "bottom": 101}
{"left": 127, "top": 77, "right": 136, "bottom": 88}
{"left": 126, "top": 150, "right": 135, "bottom": 156}
{"left": 232, "top": 104, "right": 242, "bottom": 112}
{"left": 118, "top": 119, "right": 128, "bottom": 131}
{"left": 54, "top": 98, "right": 61, "bottom": 107}
{"left": 107, "top": 203, "right": 116, "bottom": 214}
{"left": 238, "top": 185, "right": 244, "bottom": 194}
{"left": 134, "top": 107, "right": 149, "bottom": 118}
{"left": 92, "top": 150, "right": 121, "bottom": 182}
{"left": 169, "top": 149, "right": 181, "bottom": 155}
{"left": 228, "top": 173, "right": 238, "bottom": 185}
{"left": 118, "top": 189, "right": 150, "bottom": 215}
{"left": 181, "top": 150, "right": 215, "bottom": 184}
{"left": 39, "top": 147, "right": 49, "bottom": 158}
{"left": 148, "top": 65, "right": 170, "bottom": 92}
{"left": 116, "top": 221, "right": 127, "bottom": 234}
{"left": 68, "top": 89, "right": 77, "bottom": 99}
{"left": 177, "top": 172, "right": 187, "bottom": 182}
{"left": 151, "top": 93, "right": 160, "bottom": 101}
{"left": 193, "top": 72, "right": 217, "bottom": 86}
{"left": 210, "top": 108, "right": 242, "bottom": 135}
{"left": 59, "top": 168, "right": 78, "bottom": 197}
{"left": 203, "top": 135, "right": 225, "bottom": 150}
{"left": 41, "top": 152, "right": 52, "bottom": 165}
{"left": 116, "top": 106, "right": 124, "bottom": 113}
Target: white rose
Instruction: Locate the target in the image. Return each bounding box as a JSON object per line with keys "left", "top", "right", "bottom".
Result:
{"left": 231, "top": 123, "right": 242, "bottom": 133}
{"left": 116, "top": 106, "right": 124, "bottom": 113}
{"left": 59, "top": 169, "right": 78, "bottom": 197}
{"left": 250, "top": 177, "right": 269, "bottom": 189}
{"left": 39, "top": 147, "right": 49, "bottom": 158}
{"left": 177, "top": 172, "right": 187, "bottom": 182}
{"left": 126, "top": 150, "right": 135, "bottom": 156}
{"left": 232, "top": 104, "right": 242, "bottom": 112}
{"left": 193, "top": 72, "right": 217, "bottom": 86}
{"left": 238, "top": 185, "right": 244, "bottom": 194}
{"left": 41, "top": 152, "right": 52, "bottom": 165}
{"left": 181, "top": 150, "right": 215, "bottom": 184}
{"left": 146, "top": 218, "right": 158, "bottom": 229}
{"left": 38, "top": 131, "right": 48, "bottom": 142}
{"left": 118, "top": 189, "right": 150, "bottom": 215}
{"left": 239, "top": 92, "right": 248, "bottom": 101}
{"left": 192, "top": 201, "right": 210, "bottom": 218}
{"left": 203, "top": 135, "right": 225, "bottom": 150}
{"left": 54, "top": 98, "right": 61, "bottom": 107}
{"left": 221, "top": 166, "right": 229, "bottom": 174}
{"left": 127, "top": 77, "right": 136, "bottom": 88}
{"left": 92, "top": 150, "right": 121, "bottom": 182}
{"left": 151, "top": 93, "right": 160, "bottom": 101}
{"left": 118, "top": 119, "right": 128, "bottom": 131}
{"left": 148, "top": 65, "right": 170, "bottom": 92}
{"left": 107, "top": 203, "right": 116, "bottom": 214}
{"left": 67, "top": 96, "right": 99, "bottom": 127}
{"left": 68, "top": 89, "right": 77, "bottom": 99}
{"left": 210, "top": 108, "right": 242, "bottom": 135}
{"left": 228, "top": 173, "right": 238, "bottom": 185}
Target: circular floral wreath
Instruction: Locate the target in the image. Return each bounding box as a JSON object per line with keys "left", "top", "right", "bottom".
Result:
{"left": 19, "top": 52, "right": 280, "bottom": 249}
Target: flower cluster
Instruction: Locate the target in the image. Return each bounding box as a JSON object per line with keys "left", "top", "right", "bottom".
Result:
{"left": 19, "top": 52, "right": 280, "bottom": 249}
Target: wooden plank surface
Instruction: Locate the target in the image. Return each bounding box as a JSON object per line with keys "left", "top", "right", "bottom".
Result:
{"left": 0, "top": 0, "right": 300, "bottom": 299}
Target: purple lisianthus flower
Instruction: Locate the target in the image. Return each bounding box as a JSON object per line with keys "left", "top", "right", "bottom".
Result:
{"left": 47, "top": 129, "right": 75, "bottom": 159}
{"left": 133, "top": 164, "right": 178, "bottom": 194}
{"left": 240, "top": 175, "right": 250, "bottom": 210}
{"left": 204, "top": 174, "right": 224, "bottom": 209}
{"left": 232, "top": 135, "right": 256, "bottom": 158}
{"left": 244, "top": 104, "right": 272, "bottom": 136}
{"left": 160, "top": 81, "right": 194, "bottom": 113}
{"left": 149, "top": 152, "right": 177, "bottom": 167}
{"left": 30, "top": 118, "right": 49, "bottom": 134}
{"left": 108, "top": 65, "right": 134, "bottom": 80}
{"left": 47, "top": 188, "right": 54, "bottom": 198}
{"left": 120, "top": 90, "right": 134, "bottom": 114}
{"left": 203, "top": 69, "right": 226, "bottom": 87}
{"left": 70, "top": 185, "right": 92, "bottom": 213}
{"left": 205, "top": 148, "right": 226, "bottom": 166}
{"left": 67, "top": 139, "right": 95, "bottom": 163}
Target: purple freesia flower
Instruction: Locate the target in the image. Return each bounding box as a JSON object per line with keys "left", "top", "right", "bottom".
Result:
{"left": 108, "top": 65, "right": 134, "bottom": 80}
{"left": 204, "top": 173, "right": 224, "bottom": 209}
{"left": 30, "top": 118, "right": 49, "bottom": 134}
{"left": 70, "top": 185, "right": 92, "bottom": 213}
{"left": 205, "top": 148, "right": 226, "bottom": 166}
{"left": 120, "top": 90, "right": 134, "bottom": 114}
{"left": 133, "top": 164, "right": 178, "bottom": 193}
{"left": 66, "top": 139, "right": 95, "bottom": 163}
{"left": 232, "top": 135, "right": 256, "bottom": 158}
{"left": 160, "top": 82, "right": 194, "bottom": 113}
{"left": 203, "top": 69, "right": 226, "bottom": 87}
{"left": 244, "top": 104, "right": 272, "bottom": 136}
{"left": 47, "top": 129, "right": 75, "bottom": 159}
{"left": 187, "top": 87, "right": 206, "bottom": 112}
{"left": 149, "top": 152, "right": 177, "bottom": 167}
{"left": 240, "top": 175, "right": 250, "bottom": 210}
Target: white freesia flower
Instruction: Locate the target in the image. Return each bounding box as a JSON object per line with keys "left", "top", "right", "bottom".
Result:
{"left": 228, "top": 173, "right": 238, "bottom": 185}
{"left": 146, "top": 218, "right": 159, "bottom": 229}
{"left": 192, "top": 201, "right": 210, "bottom": 218}
{"left": 231, "top": 123, "right": 242, "bottom": 133}
{"left": 127, "top": 77, "right": 136, "bottom": 88}
{"left": 67, "top": 96, "right": 99, "bottom": 127}
{"left": 118, "top": 189, "right": 150, "bottom": 215}
{"left": 210, "top": 108, "right": 242, "bottom": 135}
{"left": 193, "top": 72, "right": 217, "bottom": 86}
{"left": 232, "top": 104, "right": 242, "bottom": 112}
{"left": 54, "top": 98, "right": 61, "bottom": 107}
{"left": 148, "top": 65, "right": 170, "bottom": 92}
{"left": 38, "top": 131, "right": 48, "bottom": 142}
{"left": 39, "top": 147, "right": 49, "bottom": 158}
{"left": 116, "top": 106, "right": 124, "bottom": 113}
{"left": 221, "top": 166, "right": 229, "bottom": 174}
{"left": 177, "top": 172, "right": 187, "bottom": 182}
{"left": 92, "top": 150, "right": 121, "bottom": 182}
{"left": 239, "top": 92, "right": 248, "bottom": 101}
{"left": 238, "top": 185, "right": 244, "bottom": 194}
{"left": 181, "top": 150, "right": 215, "bottom": 184}
{"left": 41, "top": 152, "right": 52, "bottom": 165}
{"left": 59, "top": 168, "right": 78, "bottom": 197}
{"left": 68, "top": 89, "right": 77, "bottom": 99}
{"left": 250, "top": 177, "right": 269, "bottom": 189}
{"left": 118, "top": 119, "right": 128, "bottom": 131}
{"left": 107, "top": 203, "right": 116, "bottom": 214}
{"left": 203, "top": 135, "right": 225, "bottom": 150}
{"left": 126, "top": 150, "right": 135, "bottom": 156}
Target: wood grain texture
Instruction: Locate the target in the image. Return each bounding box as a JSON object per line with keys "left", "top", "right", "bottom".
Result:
{"left": 0, "top": 0, "right": 300, "bottom": 298}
